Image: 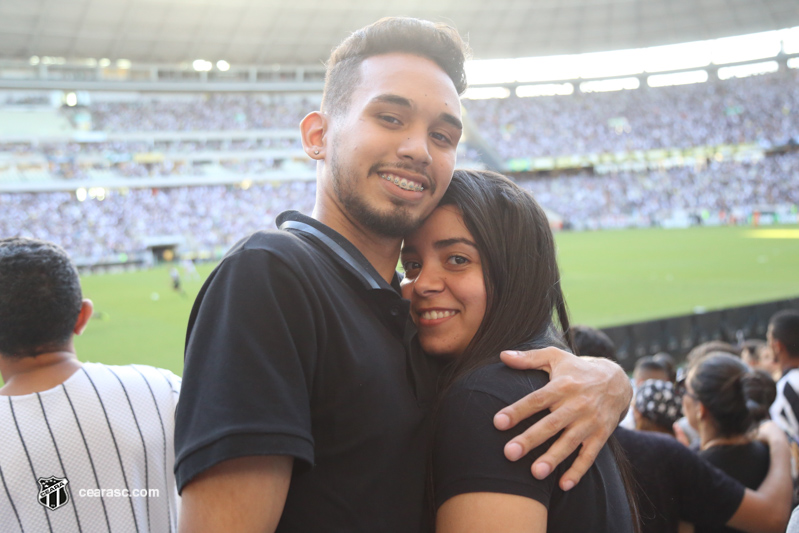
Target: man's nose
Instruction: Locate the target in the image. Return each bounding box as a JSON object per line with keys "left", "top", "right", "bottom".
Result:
{"left": 397, "top": 128, "right": 432, "bottom": 166}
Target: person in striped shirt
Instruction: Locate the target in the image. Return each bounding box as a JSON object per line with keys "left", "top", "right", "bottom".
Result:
{"left": 768, "top": 309, "right": 799, "bottom": 443}
{"left": 0, "top": 237, "right": 181, "bottom": 533}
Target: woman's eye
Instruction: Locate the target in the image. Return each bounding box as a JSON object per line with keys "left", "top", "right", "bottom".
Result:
{"left": 402, "top": 260, "right": 421, "bottom": 273}
{"left": 447, "top": 255, "right": 469, "bottom": 266}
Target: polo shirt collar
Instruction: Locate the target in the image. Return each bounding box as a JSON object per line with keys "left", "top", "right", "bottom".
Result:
{"left": 276, "top": 211, "right": 401, "bottom": 294}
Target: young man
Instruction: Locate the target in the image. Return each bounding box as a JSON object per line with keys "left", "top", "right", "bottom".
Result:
{"left": 175, "top": 17, "right": 632, "bottom": 532}
{"left": 768, "top": 308, "right": 799, "bottom": 441}
{"left": 0, "top": 238, "right": 181, "bottom": 533}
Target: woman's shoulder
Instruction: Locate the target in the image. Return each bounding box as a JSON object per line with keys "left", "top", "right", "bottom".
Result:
{"left": 450, "top": 363, "right": 550, "bottom": 406}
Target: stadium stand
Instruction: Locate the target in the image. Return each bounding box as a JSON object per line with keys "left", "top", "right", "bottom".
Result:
{"left": 1, "top": 181, "right": 316, "bottom": 264}
{"left": 1, "top": 44, "right": 797, "bottom": 264}
{"left": 3, "top": 150, "right": 797, "bottom": 262}
{"left": 518, "top": 152, "right": 799, "bottom": 230}
{"left": 464, "top": 68, "right": 799, "bottom": 161}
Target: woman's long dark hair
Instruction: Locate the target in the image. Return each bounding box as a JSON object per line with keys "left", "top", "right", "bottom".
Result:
{"left": 687, "top": 352, "right": 776, "bottom": 437}
{"left": 437, "top": 170, "right": 573, "bottom": 384}
{"left": 427, "top": 169, "right": 639, "bottom": 531}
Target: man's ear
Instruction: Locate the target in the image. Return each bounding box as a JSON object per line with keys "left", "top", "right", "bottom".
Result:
{"left": 74, "top": 299, "right": 93, "bottom": 336}
{"left": 771, "top": 339, "right": 786, "bottom": 359}
{"left": 300, "top": 111, "right": 328, "bottom": 160}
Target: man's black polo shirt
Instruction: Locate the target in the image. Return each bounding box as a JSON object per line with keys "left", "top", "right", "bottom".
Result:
{"left": 175, "top": 211, "right": 443, "bottom": 532}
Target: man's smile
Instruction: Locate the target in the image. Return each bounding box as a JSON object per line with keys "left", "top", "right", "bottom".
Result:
{"left": 379, "top": 172, "right": 425, "bottom": 192}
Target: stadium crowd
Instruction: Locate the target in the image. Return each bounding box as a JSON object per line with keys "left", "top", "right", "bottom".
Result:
{"left": 2, "top": 180, "right": 316, "bottom": 260}
{"left": 465, "top": 68, "right": 799, "bottom": 160}
{"left": 519, "top": 151, "right": 799, "bottom": 229}
{"left": 86, "top": 95, "right": 312, "bottom": 132}
{"left": 3, "top": 151, "right": 797, "bottom": 260}
{"left": 3, "top": 16, "right": 799, "bottom": 533}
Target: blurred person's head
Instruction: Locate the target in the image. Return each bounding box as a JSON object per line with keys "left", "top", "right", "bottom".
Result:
{"left": 633, "top": 357, "right": 669, "bottom": 387}
{"left": 685, "top": 340, "right": 739, "bottom": 366}
{"left": 652, "top": 352, "right": 677, "bottom": 383}
{"left": 633, "top": 379, "right": 682, "bottom": 436}
{"left": 740, "top": 338, "right": 780, "bottom": 376}
{"left": 572, "top": 325, "right": 616, "bottom": 361}
{"left": 767, "top": 309, "right": 799, "bottom": 372}
{"left": 740, "top": 339, "right": 766, "bottom": 367}
{"left": 683, "top": 352, "right": 776, "bottom": 445}
{"left": 302, "top": 17, "right": 470, "bottom": 240}
{"left": 0, "top": 237, "right": 92, "bottom": 360}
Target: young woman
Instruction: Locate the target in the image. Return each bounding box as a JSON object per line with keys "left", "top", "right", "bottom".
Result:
{"left": 682, "top": 352, "right": 779, "bottom": 533}
{"left": 400, "top": 170, "right": 637, "bottom": 533}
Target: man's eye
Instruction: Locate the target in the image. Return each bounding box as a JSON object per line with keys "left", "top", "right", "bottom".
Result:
{"left": 380, "top": 115, "right": 402, "bottom": 125}
{"left": 431, "top": 132, "right": 451, "bottom": 144}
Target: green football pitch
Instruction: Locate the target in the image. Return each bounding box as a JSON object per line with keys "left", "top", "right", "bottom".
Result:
{"left": 66, "top": 225, "right": 799, "bottom": 377}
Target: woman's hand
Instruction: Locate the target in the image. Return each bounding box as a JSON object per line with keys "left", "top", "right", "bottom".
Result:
{"left": 494, "top": 347, "right": 632, "bottom": 490}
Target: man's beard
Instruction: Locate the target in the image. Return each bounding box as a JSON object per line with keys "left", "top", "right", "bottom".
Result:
{"left": 329, "top": 150, "right": 426, "bottom": 238}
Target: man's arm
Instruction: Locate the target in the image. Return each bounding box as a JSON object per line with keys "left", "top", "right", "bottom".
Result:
{"left": 494, "top": 348, "right": 632, "bottom": 490}
{"left": 726, "top": 421, "right": 792, "bottom": 533}
{"left": 179, "top": 456, "right": 293, "bottom": 533}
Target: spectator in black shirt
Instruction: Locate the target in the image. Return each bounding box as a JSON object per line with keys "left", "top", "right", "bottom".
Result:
{"left": 682, "top": 352, "right": 782, "bottom": 533}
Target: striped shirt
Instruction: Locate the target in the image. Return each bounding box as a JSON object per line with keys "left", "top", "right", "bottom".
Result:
{"left": 0, "top": 362, "right": 181, "bottom": 533}
{"left": 771, "top": 367, "right": 799, "bottom": 443}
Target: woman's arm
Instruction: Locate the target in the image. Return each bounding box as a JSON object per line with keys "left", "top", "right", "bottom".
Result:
{"left": 725, "top": 421, "right": 792, "bottom": 533}
{"left": 433, "top": 367, "right": 560, "bottom": 531}
{"left": 437, "top": 492, "right": 547, "bottom": 533}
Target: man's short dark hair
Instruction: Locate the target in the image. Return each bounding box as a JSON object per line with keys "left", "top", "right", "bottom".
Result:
{"left": 572, "top": 325, "right": 617, "bottom": 362}
{"left": 0, "top": 238, "right": 82, "bottom": 358}
{"left": 633, "top": 356, "right": 666, "bottom": 376}
{"left": 770, "top": 309, "right": 799, "bottom": 358}
{"left": 652, "top": 352, "right": 677, "bottom": 382}
{"left": 322, "top": 17, "right": 470, "bottom": 116}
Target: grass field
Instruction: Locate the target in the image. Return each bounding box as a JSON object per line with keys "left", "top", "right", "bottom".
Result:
{"left": 62, "top": 224, "right": 799, "bottom": 378}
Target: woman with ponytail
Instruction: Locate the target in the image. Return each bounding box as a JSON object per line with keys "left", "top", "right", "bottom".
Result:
{"left": 400, "top": 170, "right": 638, "bottom": 532}
{"left": 682, "top": 351, "right": 782, "bottom": 533}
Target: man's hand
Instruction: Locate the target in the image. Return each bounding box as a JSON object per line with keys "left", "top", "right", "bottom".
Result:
{"left": 494, "top": 347, "right": 632, "bottom": 491}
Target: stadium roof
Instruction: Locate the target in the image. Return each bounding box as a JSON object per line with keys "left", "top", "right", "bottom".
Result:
{"left": 2, "top": 0, "right": 799, "bottom": 66}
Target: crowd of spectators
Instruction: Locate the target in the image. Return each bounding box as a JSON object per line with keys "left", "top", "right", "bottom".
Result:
{"left": 465, "top": 69, "right": 799, "bottom": 160}
{"left": 3, "top": 151, "right": 796, "bottom": 261}
{"left": 86, "top": 95, "right": 312, "bottom": 132}
{"left": 575, "top": 316, "right": 798, "bottom": 533}
{"left": 519, "top": 151, "right": 799, "bottom": 229}
{"left": 1, "top": 180, "right": 316, "bottom": 261}
{"left": 0, "top": 137, "right": 308, "bottom": 180}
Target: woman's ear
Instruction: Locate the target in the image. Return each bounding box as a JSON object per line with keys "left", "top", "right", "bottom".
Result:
{"left": 300, "top": 111, "right": 327, "bottom": 160}
{"left": 697, "top": 402, "right": 709, "bottom": 422}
